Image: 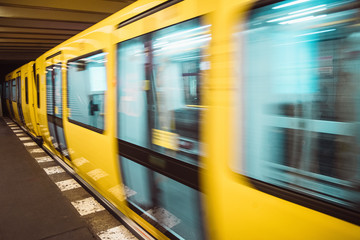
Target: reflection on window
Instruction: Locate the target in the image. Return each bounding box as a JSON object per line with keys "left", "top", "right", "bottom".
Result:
{"left": 120, "top": 157, "right": 204, "bottom": 240}
{"left": 117, "top": 18, "right": 210, "bottom": 165}
{"left": 67, "top": 52, "right": 107, "bottom": 131}
{"left": 11, "top": 80, "right": 16, "bottom": 102}
{"left": 118, "top": 36, "right": 147, "bottom": 147}
{"left": 242, "top": 0, "right": 360, "bottom": 211}
{"left": 54, "top": 65, "right": 62, "bottom": 118}
{"left": 16, "top": 76, "right": 20, "bottom": 103}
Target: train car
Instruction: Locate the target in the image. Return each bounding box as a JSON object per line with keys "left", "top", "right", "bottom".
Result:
{"left": 205, "top": 0, "right": 360, "bottom": 239}
{"left": 5, "top": 62, "right": 41, "bottom": 139}
{"left": 3, "top": 0, "right": 360, "bottom": 239}
{"left": 20, "top": 62, "right": 42, "bottom": 138}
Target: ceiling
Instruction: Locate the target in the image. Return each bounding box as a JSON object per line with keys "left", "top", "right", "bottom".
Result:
{"left": 0, "top": 0, "right": 136, "bottom": 79}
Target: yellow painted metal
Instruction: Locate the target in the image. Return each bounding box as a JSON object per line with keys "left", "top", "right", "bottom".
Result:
{"left": 35, "top": 55, "right": 51, "bottom": 151}
{"left": 28, "top": 61, "right": 42, "bottom": 137}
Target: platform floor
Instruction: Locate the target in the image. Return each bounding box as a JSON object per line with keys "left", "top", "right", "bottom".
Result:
{"left": 0, "top": 117, "right": 137, "bottom": 240}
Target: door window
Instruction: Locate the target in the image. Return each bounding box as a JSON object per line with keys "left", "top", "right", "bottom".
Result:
{"left": 117, "top": 18, "right": 210, "bottom": 165}
{"left": 11, "top": 80, "right": 16, "bottom": 102}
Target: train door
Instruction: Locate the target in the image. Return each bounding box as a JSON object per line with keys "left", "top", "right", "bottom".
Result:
{"left": 46, "top": 52, "right": 69, "bottom": 158}
{"left": 23, "top": 68, "right": 33, "bottom": 132}
{"left": 9, "top": 79, "right": 15, "bottom": 119}
{"left": 29, "top": 63, "right": 42, "bottom": 137}
{"left": 5, "top": 81, "right": 9, "bottom": 116}
{"left": 16, "top": 72, "right": 25, "bottom": 125}
{"left": 116, "top": 18, "right": 210, "bottom": 240}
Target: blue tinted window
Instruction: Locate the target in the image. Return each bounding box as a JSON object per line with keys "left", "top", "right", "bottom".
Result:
{"left": 54, "top": 64, "right": 62, "bottom": 118}
{"left": 46, "top": 67, "right": 54, "bottom": 115}
{"left": 5, "top": 82, "right": 9, "bottom": 99}
{"left": 117, "top": 36, "right": 147, "bottom": 147}
{"left": 242, "top": 0, "right": 360, "bottom": 211}
{"left": 11, "top": 80, "right": 16, "bottom": 102}
{"left": 67, "top": 52, "right": 107, "bottom": 131}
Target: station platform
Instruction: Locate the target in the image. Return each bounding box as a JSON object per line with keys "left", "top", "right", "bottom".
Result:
{"left": 0, "top": 117, "right": 137, "bottom": 240}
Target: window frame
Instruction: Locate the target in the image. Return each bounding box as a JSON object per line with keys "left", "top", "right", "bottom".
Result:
{"left": 237, "top": 0, "right": 360, "bottom": 226}
{"left": 66, "top": 49, "right": 107, "bottom": 134}
{"left": 25, "top": 77, "right": 28, "bottom": 104}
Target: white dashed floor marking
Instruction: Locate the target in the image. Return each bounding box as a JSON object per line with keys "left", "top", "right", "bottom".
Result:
{"left": 98, "top": 225, "right": 137, "bottom": 240}
{"left": 73, "top": 157, "right": 89, "bottom": 167}
{"left": 19, "top": 137, "right": 31, "bottom": 141}
{"left": 124, "top": 186, "right": 136, "bottom": 198}
{"left": 23, "top": 142, "right": 37, "bottom": 147}
{"left": 29, "top": 148, "right": 45, "bottom": 154}
{"left": 87, "top": 169, "right": 108, "bottom": 181}
{"left": 108, "top": 185, "right": 125, "bottom": 201}
{"left": 35, "top": 156, "right": 53, "bottom": 163}
{"left": 4, "top": 118, "right": 139, "bottom": 240}
{"left": 55, "top": 179, "right": 81, "bottom": 191}
{"left": 71, "top": 197, "right": 105, "bottom": 216}
{"left": 146, "top": 207, "right": 181, "bottom": 229}
{"left": 43, "top": 166, "right": 65, "bottom": 175}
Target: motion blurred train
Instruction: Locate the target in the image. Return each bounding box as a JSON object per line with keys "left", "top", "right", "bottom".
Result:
{"left": 2, "top": 0, "right": 360, "bottom": 239}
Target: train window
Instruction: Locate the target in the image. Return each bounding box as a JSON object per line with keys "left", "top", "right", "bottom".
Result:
{"left": 5, "top": 82, "right": 9, "bottom": 99}
{"left": 46, "top": 67, "right": 54, "bottom": 116}
{"left": 11, "top": 79, "right": 16, "bottom": 102}
{"left": 67, "top": 51, "right": 107, "bottom": 132}
{"left": 54, "top": 64, "right": 62, "bottom": 118}
{"left": 117, "top": 36, "right": 147, "bottom": 147}
{"left": 241, "top": 0, "right": 360, "bottom": 215}
{"left": 25, "top": 77, "right": 28, "bottom": 104}
{"left": 117, "top": 18, "right": 210, "bottom": 165}
{"left": 36, "top": 74, "right": 40, "bottom": 108}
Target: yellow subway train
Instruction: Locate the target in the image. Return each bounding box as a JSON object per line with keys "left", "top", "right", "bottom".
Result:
{"left": 2, "top": 0, "right": 360, "bottom": 239}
